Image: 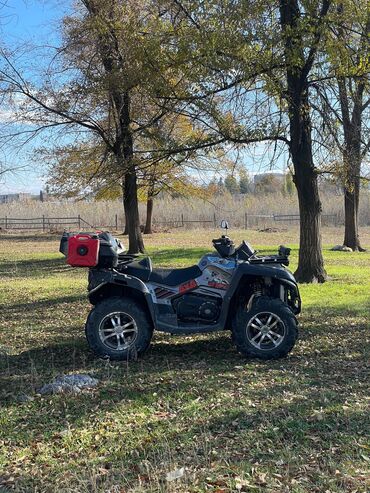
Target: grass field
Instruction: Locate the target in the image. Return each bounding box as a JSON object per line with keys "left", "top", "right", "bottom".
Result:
{"left": 0, "top": 228, "right": 369, "bottom": 493}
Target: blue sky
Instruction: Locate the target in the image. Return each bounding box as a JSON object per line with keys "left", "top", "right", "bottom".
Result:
{"left": 0, "top": 0, "right": 70, "bottom": 194}
{"left": 2, "top": 1, "right": 69, "bottom": 43}
{"left": 0, "top": 1, "right": 288, "bottom": 195}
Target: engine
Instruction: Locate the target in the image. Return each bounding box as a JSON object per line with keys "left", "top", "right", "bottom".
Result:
{"left": 172, "top": 293, "right": 221, "bottom": 323}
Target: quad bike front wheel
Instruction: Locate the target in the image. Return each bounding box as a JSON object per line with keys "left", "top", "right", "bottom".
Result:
{"left": 232, "top": 296, "right": 298, "bottom": 360}
{"left": 85, "top": 297, "right": 153, "bottom": 361}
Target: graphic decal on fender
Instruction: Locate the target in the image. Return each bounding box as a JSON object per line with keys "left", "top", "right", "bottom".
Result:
{"left": 154, "top": 287, "right": 175, "bottom": 299}
{"left": 179, "top": 279, "right": 198, "bottom": 293}
{"left": 203, "top": 266, "right": 231, "bottom": 291}
{"left": 208, "top": 280, "right": 229, "bottom": 290}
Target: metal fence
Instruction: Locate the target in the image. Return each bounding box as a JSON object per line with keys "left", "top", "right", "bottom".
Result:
{"left": 245, "top": 213, "right": 338, "bottom": 228}
{"left": 0, "top": 212, "right": 340, "bottom": 232}
{"left": 153, "top": 213, "right": 339, "bottom": 229}
{"left": 152, "top": 213, "right": 218, "bottom": 229}
{"left": 0, "top": 215, "right": 94, "bottom": 231}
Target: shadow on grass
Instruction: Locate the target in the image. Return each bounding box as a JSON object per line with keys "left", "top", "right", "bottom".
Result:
{"left": 1, "top": 294, "right": 84, "bottom": 313}
{"left": 0, "top": 257, "right": 73, "bottom": 278}
{"left": 1, "top": 325, "right": 368, "bottom": 479}
{"left": 0, "top": 333, "right": 236, "bottom": 389}
{"left": 0, "top": 234, "right": 60, "bottom": 242}
{"left": 1, "top": 297, "right": 369, "bottom": 493}
{"left": 6, "top": 398, "right": 368, "bottom": 492}
{"left": 0, "top": 336, "right": 88, "bottom": 376}
{"left": 1, "top": 302, "right": 368, "bottom": 402}
{"left": 1, "top": 289, "right": 368, "bottom": 361}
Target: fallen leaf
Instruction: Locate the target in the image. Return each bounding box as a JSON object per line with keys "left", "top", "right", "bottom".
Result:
{"left": 166, "top": 467, "right": 184, "bottom": 482}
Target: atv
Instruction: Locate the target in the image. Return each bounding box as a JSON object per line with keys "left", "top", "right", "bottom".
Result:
{"left": 60, "top": 222, "right": 300, "bottom": 361}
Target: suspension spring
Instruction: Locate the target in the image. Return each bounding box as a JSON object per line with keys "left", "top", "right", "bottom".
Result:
{"left": 253, "top": 284, "right": 262, "bottom": 297}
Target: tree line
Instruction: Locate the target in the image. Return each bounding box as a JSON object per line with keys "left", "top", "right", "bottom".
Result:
{"left": 0, "top": 0, "right": 368, "bottom": 282}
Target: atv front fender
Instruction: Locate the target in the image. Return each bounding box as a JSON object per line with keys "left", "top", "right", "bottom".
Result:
{"left": 222, "top": 263, "right": 301, "bottom": 324}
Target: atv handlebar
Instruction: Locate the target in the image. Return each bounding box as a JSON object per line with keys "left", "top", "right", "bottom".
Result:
{"left": 212, "top": 235, "right": 290, "bottom": 265}
{"left": 212, "top": 236, "right": 235, "bottom": 258}
{"left": 212, "top": 236, "right": 255, "bottom": 260}
{"left": 233, "top": 240, "right": 256, "bottom": 260}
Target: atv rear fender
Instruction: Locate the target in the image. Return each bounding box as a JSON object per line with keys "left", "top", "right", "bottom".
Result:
{"left": 87, "top": 269, "right": 156, "bottom": 322}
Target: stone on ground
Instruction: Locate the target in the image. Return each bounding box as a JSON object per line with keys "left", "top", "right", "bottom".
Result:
{"left": 331, "top": 245, "right": 353, "bottom": 252}
{"left": 38, "top": 374, "right": 99, "bottom": 395}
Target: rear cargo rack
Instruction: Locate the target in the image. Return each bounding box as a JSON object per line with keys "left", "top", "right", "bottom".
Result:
{"left": 249, "top": 256, "right": 289, "bottom": 266}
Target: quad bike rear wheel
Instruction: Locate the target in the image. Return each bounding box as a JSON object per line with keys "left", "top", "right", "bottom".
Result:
{"left": 232, "top": 296, "right": 298, "bottom": 360}
{"left": 85, "top": 297, "right": 153, "bottom": 361}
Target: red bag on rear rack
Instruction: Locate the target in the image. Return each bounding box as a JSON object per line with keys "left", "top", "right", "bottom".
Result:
{"left": 67, "top": 233, "right": 100, "bottom": 267}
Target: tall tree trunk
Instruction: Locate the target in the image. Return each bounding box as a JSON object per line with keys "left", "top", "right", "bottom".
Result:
{"left": 343, "top": 188, "right": 359, "bottom": 250}
{"left": 123, "top": 208, "right": 128, "bottom": 236}
{"left": 294, "top": 168, "right": 326, "bottom": 282}
{"left": 144, "top": 197, "right": 154, "bottom": 234}
{"left": 119, "top": 92, "right": 145, "bottom": 254}
{"left": 338, "top": 77, "right": 366, "bottom": 251}
{"left": 122, "top": 177, "right": 128, "bottom": 235}
{"left": 343, "top": 157, "right": 365, "bottom": 252}
{"left": 123, "top": 172, "right": 144, "bottom": 253}
{"left": 144, "top": 179, "right": 155, "bottom": 234}
{"left": 120, "top": 160, "right": 144, "bottom": 253}
{"left": 336, "top": 5, "right": 369, "bottom": 251}
{"left": 290, "top": 93, "right": 327, "bottom": 283}
{"left": 280, "top": 0, "right": 329, "bottom": 283}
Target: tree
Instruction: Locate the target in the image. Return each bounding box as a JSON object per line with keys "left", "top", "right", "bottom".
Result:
{"left": 44, "top": 142, "right": 121, "bottom": 200}
{"left": 255, "top": 173, "right": 282, "bottom": 194}
{"left": 78, "top": 0, "right": 150, "bottom": 252}
{"left": 140, "top": 160, "right": 208, "bottom": 234}
{"left": 1, "top": 1, "right": 227, "bottom": 252}
{"left": 276, "top": 0, "right": 330, "bottom": 282}
{"left": 313, "top": 2, "right": 369, "bottom": 251}
{"left": 210, "top": 0, "right": 330, "bottom": 281}
{"left": 225, "top": 174, "right": 240, "bottom": 194}
{"left": 239, "top": 171, "right": 251, "bottom": 194}
{"left": 1, "top": 1, "right": 149, "bottom": 251}
{"left": 284, "top": 170, "right": 295, "bottom": 196}
{"left": 159, "top": 1, "right": 331, "bottom": 282}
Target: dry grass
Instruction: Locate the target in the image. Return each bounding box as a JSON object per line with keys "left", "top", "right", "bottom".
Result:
{"left": 0, "top": 190, "right": 369, "bottom": 231}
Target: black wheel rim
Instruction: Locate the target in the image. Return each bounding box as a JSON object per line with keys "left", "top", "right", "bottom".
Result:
{"left": 246, "top": 311, "right": 286, "bottom": 351}
{"left": 98, "top": 311, "right": 138, "bottom": 351}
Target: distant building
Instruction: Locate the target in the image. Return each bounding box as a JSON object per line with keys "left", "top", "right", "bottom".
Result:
{"left": 0, "top": 193, "right": 31, "bottom": 204}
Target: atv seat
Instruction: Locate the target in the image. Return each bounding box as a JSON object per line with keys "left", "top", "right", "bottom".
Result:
{"left": 122, "top": 257, "right": 202, "bottom": 287}
{"left": 121, "top": 257, "right": 152, "bottom": 281}
{"left": 150, "top": 265, "right": 202, "bottom": 286}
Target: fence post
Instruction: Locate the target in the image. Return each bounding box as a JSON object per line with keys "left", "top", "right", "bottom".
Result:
{"left": 244, "top": 212, "right": 248, "bottom": 230}
{"left": 42, "top": 215, "right": 45, "bottom": 232}
{"left": 78, "top": 214, "right": 81, "bottom": 229}
{"left": 115, "top": 214, "right": 118, "bottom": 230}
{"left": 5, "top": 216, "right": 7, "bottom": 230}
{"left": 213, "top": 212, "right": 216, "bottom": 228}
{"left": 181, "top": 213, "right": 184, "bottom": 227}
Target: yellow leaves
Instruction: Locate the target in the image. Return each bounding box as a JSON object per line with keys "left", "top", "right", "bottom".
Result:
{"left": 95, "top": 185, "right": 121, "bottom": 201}
{"left": 356, "top": 55, "right": 370, "bottom": 77}
{"left": 138, "top": 163, "right": 207, "bottom": 202}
